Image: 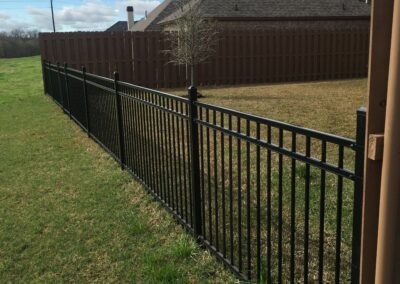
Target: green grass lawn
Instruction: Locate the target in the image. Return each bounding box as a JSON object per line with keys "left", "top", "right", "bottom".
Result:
{"left": 0, "top": 56, "right": 235, "bottom": 283}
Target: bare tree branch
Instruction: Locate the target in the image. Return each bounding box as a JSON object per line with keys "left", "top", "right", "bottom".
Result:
{"left": 163, "top": 0, "right": 218, "bottom": 86}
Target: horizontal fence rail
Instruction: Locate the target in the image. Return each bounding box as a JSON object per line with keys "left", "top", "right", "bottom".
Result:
{"left": 39, "top": 27, "right": 370, "bottom": 88}
{"left": 42, "top": 61, "right": 366, "bottom": 283}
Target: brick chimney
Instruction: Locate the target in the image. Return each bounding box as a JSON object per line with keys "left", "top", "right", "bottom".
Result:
{"left": 127, "top": 6, "right": 134, "bottom": 31}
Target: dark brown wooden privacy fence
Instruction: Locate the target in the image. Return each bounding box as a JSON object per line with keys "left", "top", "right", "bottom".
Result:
{"left": 39, "top": 28, "right": 370, "bottom": 88}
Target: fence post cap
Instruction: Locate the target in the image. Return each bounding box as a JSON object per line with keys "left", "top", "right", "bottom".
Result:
{"left": 113, "top": 71, "right": 119, "bottom": 80}
{"left": 188, "top": 85, "right": 198, "bottom": 101}
{"left": 357, "top": 106, "right": 367, "bottom": 115}
{"left": 82, "top": 66, "right": 86, "bottom": 72}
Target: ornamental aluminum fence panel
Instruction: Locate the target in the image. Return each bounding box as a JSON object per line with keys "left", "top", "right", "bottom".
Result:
{"left": 42, "top": 61, "right": 365, "bottom": 283}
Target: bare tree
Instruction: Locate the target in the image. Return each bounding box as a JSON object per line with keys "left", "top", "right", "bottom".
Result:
{"left": 163, "top": 0, "right": 218, "bottom": 87}
{"left": 0, "top": 30, "right": 39, "bottom": 58}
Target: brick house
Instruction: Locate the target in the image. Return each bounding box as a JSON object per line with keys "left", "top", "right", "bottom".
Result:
{"left": 107, "top": 0, "right": 370, "bottom": 32}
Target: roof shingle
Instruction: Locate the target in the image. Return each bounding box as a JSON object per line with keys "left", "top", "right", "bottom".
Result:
{"left": 106, "top": 21, "right": 128, "bottom": 32}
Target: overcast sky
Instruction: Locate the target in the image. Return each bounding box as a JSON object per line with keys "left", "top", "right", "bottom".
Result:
{"left": 0, "top": 0, "right": 161, "bottom": 32}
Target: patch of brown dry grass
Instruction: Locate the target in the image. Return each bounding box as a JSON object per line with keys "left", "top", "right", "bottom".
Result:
{"left": 167, "top": 78, "right": 368, "bottom": 138}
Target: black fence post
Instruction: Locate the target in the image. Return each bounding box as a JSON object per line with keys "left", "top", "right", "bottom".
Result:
{"left": 188, "top": 86, "right": 202, "bottom": 238}
{"left": 57, "top": 62, "right": 65, "bottom": 112}
{"left": 114, "top": 72, "right": 126, "bottom": 170}
{"left": 82, "top": 66, "right": 91, "bottom": 137}
{"left": 351, "top": 106, "right": 366, "bottom": 284}
{"left": 48, "top": 61, "right": 54, "bottom": 99}
{"left": 42, "top": 60, "right": 47, "bottom": 95}
{"left": 64, "top": 63, "right": 71, "bottom": 119}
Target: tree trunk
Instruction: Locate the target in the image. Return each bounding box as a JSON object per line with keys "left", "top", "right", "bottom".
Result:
{"left": 191, "top": 64, "right": 197, "bottom": 87}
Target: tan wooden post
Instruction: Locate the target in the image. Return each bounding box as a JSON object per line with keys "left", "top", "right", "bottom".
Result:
{"left": 374, "top": 0, "right": 400, "bottom": 282}
{"left": 360, "top": 0, "right": 394, "bottom": 282}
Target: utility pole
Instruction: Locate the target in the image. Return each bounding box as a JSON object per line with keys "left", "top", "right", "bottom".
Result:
{"left": 51, "top": 0, "right": 56, "bottom": 32}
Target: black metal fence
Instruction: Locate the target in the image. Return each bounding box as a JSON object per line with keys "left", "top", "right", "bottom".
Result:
{"left": 42, "top": 61, "right": 366, "bottom": 283}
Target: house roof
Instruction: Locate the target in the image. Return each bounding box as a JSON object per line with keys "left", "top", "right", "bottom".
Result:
{"left": 106, "top": 21, "right": 128, "bottom": 32}
{"left": 132, "top": 0, "right": 179, "bottom": 31}
{"left": 163, "top": 0, "right": 371, "bottom": 23}
{"left": 133, "top": 0, "right": 370, "bottom": 31}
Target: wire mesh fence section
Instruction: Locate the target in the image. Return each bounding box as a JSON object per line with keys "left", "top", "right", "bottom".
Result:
{"left": 42, "top": 61, "right": 365, "bottom": 283}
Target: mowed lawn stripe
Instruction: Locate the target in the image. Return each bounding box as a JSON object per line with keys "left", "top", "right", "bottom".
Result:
{"left": 0, "top": 56, "right": 235, "bottom": 283}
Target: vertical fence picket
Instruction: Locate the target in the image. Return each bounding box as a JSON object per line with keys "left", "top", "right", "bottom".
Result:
{"left": 64, "top": 63, "right": 71, "bottom": 118}
{"left": 319, "top": 140, "right": 327, "bottom": 284}
{"left": 290, "top": 132, "right": 297, "bottom": 284}
{"left": 266, "top": 124, "right": 272, "bottom": 283}
{"left": 56, "top": 62, "right": 64, "bottom": 111}
{"left": 221, "top": 112, "right": 226, "bottom": 257}
{"left": 304, "top": 136, "right": 311, "bottom": 283}
{"left": 335, "top": 145, "right": 344, "bottom": 284}
{"left": 256, "top": 122, "right": 261, "bottom": 281}
{"left": 82, "top": 66, "right": 90, "bottom": 136}
{"left": 48, "top": 61, "right": 53, "bottom": 98}
{"left": 246, "top": 119, "right": 251, "bottom": 280}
